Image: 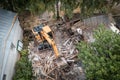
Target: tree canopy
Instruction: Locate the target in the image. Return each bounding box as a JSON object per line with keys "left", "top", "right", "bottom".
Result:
{"left": 0, "top": 0, "right": 55, "bottom": 14}
{"left": 77, "top": 25, "right": 120, "bottom": 80}
{"left": 80, "top": 0, "right": 120, "bottom": 16}
{"left": 0, "top": 0, "right": 119, "bottom": 16}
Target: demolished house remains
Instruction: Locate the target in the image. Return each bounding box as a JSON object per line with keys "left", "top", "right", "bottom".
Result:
{"left": 20, "top": 12, "right": 118, "bottom": 80}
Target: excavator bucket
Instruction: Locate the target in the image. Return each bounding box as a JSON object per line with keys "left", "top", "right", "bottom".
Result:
{"left": 55, "top": 57, "right": 68, "bottom": 68}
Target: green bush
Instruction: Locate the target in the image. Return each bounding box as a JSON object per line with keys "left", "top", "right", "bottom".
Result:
{"left": 77, "top": 25, "right": 120, "bottom": 80}
{"left": 13, "top": 50, "right": 32, "bottom": 80}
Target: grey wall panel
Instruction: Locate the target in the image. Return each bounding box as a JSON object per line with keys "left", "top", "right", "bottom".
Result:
{"left": 0, "top": 9, "right": 23, "bottom": 80}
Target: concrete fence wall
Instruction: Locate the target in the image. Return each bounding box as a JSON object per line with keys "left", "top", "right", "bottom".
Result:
{"left": 83, "top": 15, "right": 110, "bottom": 28}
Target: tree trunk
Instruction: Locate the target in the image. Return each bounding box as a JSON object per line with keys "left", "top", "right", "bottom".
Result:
{"left": 55, "top": 0, "right": 61, "bottom": 19}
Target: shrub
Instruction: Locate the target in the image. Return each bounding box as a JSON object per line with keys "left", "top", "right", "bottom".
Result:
{"left": 77, "top": 25, "right": 120, "bottom": 80}
{"left": 13, "top": 50, "right": 32, "bottom": 80}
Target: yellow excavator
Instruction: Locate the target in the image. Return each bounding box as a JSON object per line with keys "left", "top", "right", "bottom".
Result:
{"left": 32, "top": 24, "right": 60, "bottom": 58}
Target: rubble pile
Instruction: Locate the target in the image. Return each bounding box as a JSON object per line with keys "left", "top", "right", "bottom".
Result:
{"left": 28, "top": 23, "right": 85, "bottom": 80}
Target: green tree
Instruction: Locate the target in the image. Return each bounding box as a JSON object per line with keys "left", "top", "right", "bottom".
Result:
{"left": 77, "top": 25, "right": 120, "bottom": 80}
{"left": 0, "top": 0, "right": 29, "bottom": 12}
{"left": 0, "top": 0, "right": 54, "bottom": 14}
{"left": 61, "top": 0, "right": 79, "bottom": 17}
{"left": 80, "top": 0, "right": 120, "bottom": 16}
{"left": 0, "top": 0, "right": 119, "bottom": 16}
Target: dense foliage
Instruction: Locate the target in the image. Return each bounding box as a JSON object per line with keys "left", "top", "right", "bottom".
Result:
{"left": 13, "top": 50, "right": 32, "bottom": 80}
{"left": 1, "top": 0, "right": 119, "bottom": 16}
{"left": 0, "top": 0, "right": 55, "bottom": 14}
{"left": 77, "top": 25, "right": 120, "bottom": 80}
{"left": 80, "top": 0, "right": 120, "bottom": 16}
{"left": 60, "top": 0, "right": 79, "bottom": 17}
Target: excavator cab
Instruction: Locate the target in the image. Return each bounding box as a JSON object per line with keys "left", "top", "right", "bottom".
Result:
{"left": 32, "top": 24, "right": 52, "bottom": 50}
{"left": 33, "top": 24, "right": 53, "bottom": 40}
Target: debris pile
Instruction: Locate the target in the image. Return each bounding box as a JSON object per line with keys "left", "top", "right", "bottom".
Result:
{"left": 28, "top": 22, "right": 85, "bottom": 80}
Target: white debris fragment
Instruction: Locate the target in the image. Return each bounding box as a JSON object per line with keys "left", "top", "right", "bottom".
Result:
{"left": 33, "top": 56, "right": 40, "bottom": 61}
{"left": 109, "top": 23, "right": 120, "bottom": 34}
{"left": 77, "top": 28, "right": 82, "bottom": 35}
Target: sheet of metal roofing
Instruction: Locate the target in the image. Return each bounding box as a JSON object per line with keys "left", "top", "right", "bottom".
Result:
{"left": 0, "top": 8, "right": 17, "bottom": 79}
{"left": 0, "top": 9, "right": 16, "bottom": 41}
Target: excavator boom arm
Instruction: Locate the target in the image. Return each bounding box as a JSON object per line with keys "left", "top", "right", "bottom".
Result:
{"left": 40, "top": 31, "right": 59, "bottom": 57}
